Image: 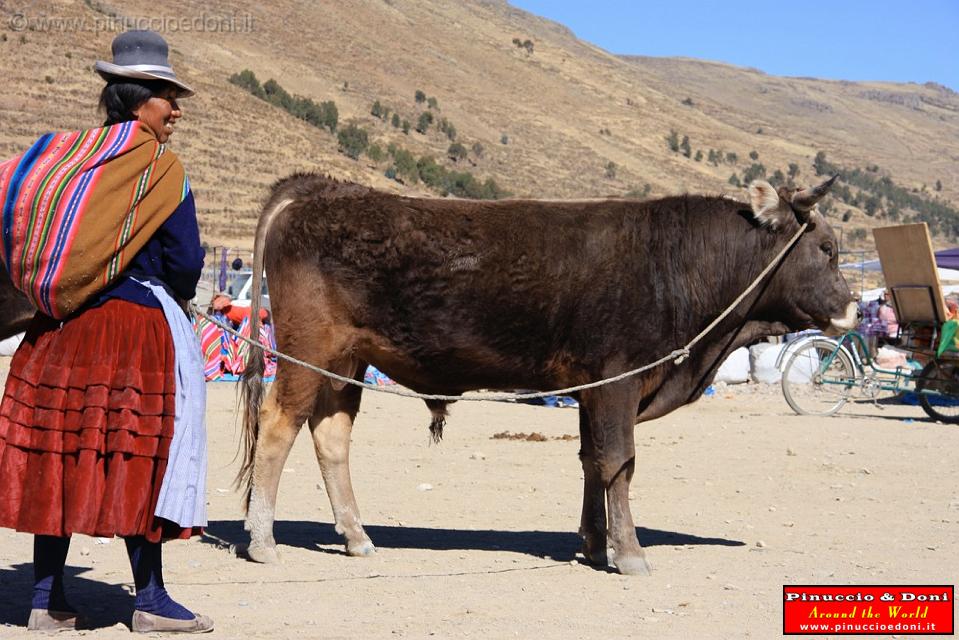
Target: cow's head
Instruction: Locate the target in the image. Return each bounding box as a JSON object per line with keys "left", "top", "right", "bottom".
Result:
{"left": 748, "top": 176, "right": 857, "bottom": 334}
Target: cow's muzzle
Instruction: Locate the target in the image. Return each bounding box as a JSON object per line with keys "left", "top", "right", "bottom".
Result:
{"left": 825, "top": 301, "right": 858, "bottom": 336}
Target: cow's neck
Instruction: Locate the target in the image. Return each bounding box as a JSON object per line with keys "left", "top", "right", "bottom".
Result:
{"left": 635, "top": 317, "right": 788, "bottom": 423}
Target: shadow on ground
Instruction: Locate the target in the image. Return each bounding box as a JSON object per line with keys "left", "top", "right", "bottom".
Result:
{"left": 0, "top": 563, "right": 133, "bottom": 630}
{"left": 202, "top": 520, "right": 744, "bottom": 562}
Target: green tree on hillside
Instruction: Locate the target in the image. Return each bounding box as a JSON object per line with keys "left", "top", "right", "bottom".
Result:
{"left": 320, "top": 101, "right": 338, "bottom": 132}
{"left": 438, "top": 118, "right": 457, "bottom": 141}
{"left": 447, "top": 142, "right": 468, "bottom": 162}
{"left": 666, "top": 130, "right": 679, "bottom": 153}
{"left": 417, "top": 156, "right": 445, "bottom": 187}
{"left": 813, "top": 151, "right": 837, "bottom": 176}
{"left": 228, "top": 69, "right": 265, "bottom": 99}
{"left": 415, "top": 90, "right": 426, "bottom": 104}
{"left": 680, "top": 136, "right": 691, "bottom": 158}
{"left": 393, "top": 148, "right": 418, "bottom": 182}
{"left": 367, "top": 143, "right": 385, "bottom": 163}
{"left": 337, "top": 124, "right": 369, "bottom": 160}
{"left": 625, "top": 184, "right": 652, "bottom": 198}
{"left": 416, "top": 111, "right": 434, "bottom": 134}
{"left": 262, "top": 79, "right": 294, "bottom": 111}
{"left": 742, "top": 163, "right": 766, "bottom": 184}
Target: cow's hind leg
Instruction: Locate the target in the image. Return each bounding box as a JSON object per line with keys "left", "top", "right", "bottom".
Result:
{"left": 579, "top": 381, "right": 650, "bottom": 576}
{"left": 246, "top": 364, "right": 325, "bottom": 563}
{"left": 309, "top": 359, "right": 374, "bottom": 557}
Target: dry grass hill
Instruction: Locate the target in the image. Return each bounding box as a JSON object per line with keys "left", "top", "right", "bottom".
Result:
{"left": 2, "top": 0, "right": 957, "bottom": 254}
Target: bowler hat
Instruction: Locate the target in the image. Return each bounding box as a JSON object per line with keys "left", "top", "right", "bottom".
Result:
{"left": 94, "top": 30, "right": 195, "bottom": 97}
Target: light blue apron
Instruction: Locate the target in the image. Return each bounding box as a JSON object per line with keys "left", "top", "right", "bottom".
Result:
{"left": 135, "top": 280, "right": 208, "bottom": 527}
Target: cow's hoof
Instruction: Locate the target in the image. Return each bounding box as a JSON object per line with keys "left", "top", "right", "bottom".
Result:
{"left": 613, "top": 554, "right": 652, "bottom": 576}
{"left": 347, "top": 539, "right": 376, "bottom": 557}
{"left": 579, "top": 541, "right": 608, "bottom": 566}
{"left": 245, "top": 543, "right": 281, "bottom": 564}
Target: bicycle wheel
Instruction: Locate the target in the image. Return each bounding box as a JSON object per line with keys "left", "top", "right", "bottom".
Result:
{"left": 781, "top": 339, "right": 859, "bottom": 416}
{"left": 916, "top": 361, "right": 959, "bottom": 424}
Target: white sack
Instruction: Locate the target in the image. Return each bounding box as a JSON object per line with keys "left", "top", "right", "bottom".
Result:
{"left": 714, "top": 347, "right": 750, "bottom": 384}
{"left": 749, "top": 342, "right": 784, "bottom": 384}
{"left": 0, "top": 332, "right": 24, "bottom": 357}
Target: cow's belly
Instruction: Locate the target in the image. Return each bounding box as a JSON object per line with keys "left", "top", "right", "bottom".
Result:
{"left": 355, "top": 330, "right": 571, "bottom": 395}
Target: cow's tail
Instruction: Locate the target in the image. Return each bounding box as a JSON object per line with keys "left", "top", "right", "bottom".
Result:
{"left": 237, "top": 196, "right": 293, "bottom": 512}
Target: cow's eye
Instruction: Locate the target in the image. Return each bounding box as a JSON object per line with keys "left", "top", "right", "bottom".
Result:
{"left": 820, "top": 242, "right": 834, "bottom": 259}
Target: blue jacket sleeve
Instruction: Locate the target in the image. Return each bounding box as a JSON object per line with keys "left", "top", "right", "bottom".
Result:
{"left": 157, "top": 190, "right": 205, "bottom": 300}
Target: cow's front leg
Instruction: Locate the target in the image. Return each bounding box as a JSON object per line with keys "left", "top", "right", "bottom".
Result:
{"left": 604, "top": 454, "right": 649, "bottom": 575}
{"left": 577, "top": 408, "right": 607, "bottom": 565}
{"left": 309, "top": 368, "right": 374, "bottom": 557}
{"left": 579, "top": 381, "right": 650, "bottom": 575}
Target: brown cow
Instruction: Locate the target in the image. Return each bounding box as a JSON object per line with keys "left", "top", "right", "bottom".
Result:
{"left": 0, "top": 261, "right": 37, "bottom": 341}
{"left": 239, "top": 175, "right": 855, "bottom": 574}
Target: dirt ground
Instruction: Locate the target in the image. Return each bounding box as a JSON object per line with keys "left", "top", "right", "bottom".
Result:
{"left": 1, "top": 365, "right": 957, "bottom": 639}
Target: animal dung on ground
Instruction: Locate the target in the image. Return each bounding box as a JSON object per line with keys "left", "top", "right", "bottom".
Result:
{"left": 490, "top": 431, "right": 578, "bottom": 442}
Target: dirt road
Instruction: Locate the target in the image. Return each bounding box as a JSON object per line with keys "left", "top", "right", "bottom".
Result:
{"left": 1, "top": 371, "right": 956, "bottom": 639}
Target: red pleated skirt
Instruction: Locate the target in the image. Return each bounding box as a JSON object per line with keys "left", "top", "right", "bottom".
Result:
{"left": 0, "top": 299, "right": 197, "bottom": 542}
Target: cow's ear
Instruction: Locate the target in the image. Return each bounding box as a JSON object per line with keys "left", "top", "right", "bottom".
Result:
{"left": 748, "top": 180, "right": 787, "bottom": 229}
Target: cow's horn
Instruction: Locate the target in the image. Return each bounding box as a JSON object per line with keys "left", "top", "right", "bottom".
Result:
{"left": 791, "top": 175, "right": 838, "bottom": 211}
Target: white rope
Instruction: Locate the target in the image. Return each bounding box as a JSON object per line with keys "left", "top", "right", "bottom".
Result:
{"left": 196, "top": 222, "right": 808, "bottom": 402}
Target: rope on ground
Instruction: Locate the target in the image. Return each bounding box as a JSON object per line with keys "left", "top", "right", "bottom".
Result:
{"left": 195, "top": 222, "right": 808, "bottom": 402}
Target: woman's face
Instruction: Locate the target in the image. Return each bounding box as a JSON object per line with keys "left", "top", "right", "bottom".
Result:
{"left": 132, "top": 85, "right": 182, "bottom": 144}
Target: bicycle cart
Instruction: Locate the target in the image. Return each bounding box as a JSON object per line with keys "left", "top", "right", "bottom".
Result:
{"left": 780, "top": 223, "right": 959, "bottom": 423}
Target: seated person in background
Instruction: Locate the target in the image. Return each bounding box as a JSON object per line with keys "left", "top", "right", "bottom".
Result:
{"left": 877, "top": 290, "right": 900, "bottom": 346}
{"left": 945, "top": 297, "right": 959, "bottom": 321}
{"left": 877, "top": 290, "right": 898, "bottom": 334}
{"left": 210, "top": 292, "right": 269, "bottom": 327}
{"left": 859, "top": 295, "right": 884, "bottom": 337}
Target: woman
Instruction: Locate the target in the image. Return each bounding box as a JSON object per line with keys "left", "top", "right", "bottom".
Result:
{"left": 877, "top": 290, "right": 900, "bottom": 345}
{"left": 0, "top": 31, "right": 212, "bottom": 633}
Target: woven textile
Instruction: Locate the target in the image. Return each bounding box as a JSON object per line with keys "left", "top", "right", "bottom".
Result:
{"left": 0, "top": 122, "right": 188, "bottom": 319}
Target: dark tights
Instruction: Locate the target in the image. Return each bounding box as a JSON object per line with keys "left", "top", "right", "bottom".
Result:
{"left": 32, "top": 535, "right": 193, "bottom": 620}
{"left": 31, "top": 536, "right": 73, "bottom": 612}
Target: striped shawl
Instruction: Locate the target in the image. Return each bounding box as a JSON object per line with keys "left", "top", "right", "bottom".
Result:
{"left": 0, "top": 121, "right": 189, "bottom": 319}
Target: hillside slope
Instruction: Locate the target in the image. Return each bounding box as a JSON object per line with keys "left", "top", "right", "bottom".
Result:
{"left": 1, "top": 0, "right": 956, "bottom": 248}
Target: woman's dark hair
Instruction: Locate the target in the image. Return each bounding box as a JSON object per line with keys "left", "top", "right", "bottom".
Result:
{"left": 98, "top": 78, "right": 174, "bottom": 126}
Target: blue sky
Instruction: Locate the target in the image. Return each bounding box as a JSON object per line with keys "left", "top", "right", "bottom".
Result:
{"left": 508, "top": 1, "right": 959, "bottom": 91}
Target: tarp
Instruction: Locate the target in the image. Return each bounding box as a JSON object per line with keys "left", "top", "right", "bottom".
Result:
{"left": 841, "top": 248, "right": 959, "bottom": 276}
{"left": 934, "top": 247, "right": 959, "bottom": 270}
{"left": 841, "top": 262, "right": 959, "bottom": 282}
